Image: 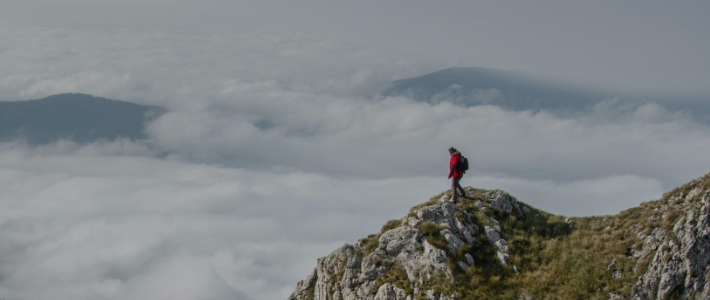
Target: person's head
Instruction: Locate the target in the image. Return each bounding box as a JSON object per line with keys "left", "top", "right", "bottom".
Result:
{"left": 448, "top": 147, "right": 457, "bottom": 155}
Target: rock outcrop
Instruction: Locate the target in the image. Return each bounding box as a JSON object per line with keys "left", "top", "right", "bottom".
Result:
{"left": 631, "top": 185, "right": 710, "bottom": 300}
{"left": 288, "top": 187, "right": 527, "bottom": 300}
{"left": 289, "top": 174, "right": 710, "bottom": 300}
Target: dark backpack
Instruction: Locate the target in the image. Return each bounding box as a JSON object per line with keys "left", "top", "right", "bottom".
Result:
{"left": 458, "top": 155, "right": 469, "bottom": 173}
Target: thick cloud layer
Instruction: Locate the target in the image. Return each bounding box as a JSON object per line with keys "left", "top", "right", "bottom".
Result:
{"left": 0, "top": 146, "right": 445, "bottom": 300}
{"left": 146, "top": 91, "right": 710, "bottom": 185}
{"left": 0, "top": 144, "right": 668, "bottom": 300}
{"left": 1, "top": 16, "right": 709, "bottom": 300}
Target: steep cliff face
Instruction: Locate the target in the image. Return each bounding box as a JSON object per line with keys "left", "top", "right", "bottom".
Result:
{"left": 630, "top": 180, "right": 710, "bottom": 299}
{"left": 289, "top": 174, "right": 710, "bottom": 300}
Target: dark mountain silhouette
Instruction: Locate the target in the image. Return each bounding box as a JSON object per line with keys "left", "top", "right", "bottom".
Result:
{"left": 0, "top": 93, "right": 165, "bottom": 144}
{"left": 381, "top": 67, "right": 613, "bottom": 112}
{"left": 381, "top": 67, "right": 710, "bottom": 122}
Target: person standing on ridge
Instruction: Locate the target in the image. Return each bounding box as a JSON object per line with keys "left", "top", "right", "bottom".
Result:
{"left": 448, "top": 147, "right": 467, "bottom": 203}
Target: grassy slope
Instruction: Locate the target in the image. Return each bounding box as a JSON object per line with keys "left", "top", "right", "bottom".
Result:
{"left": 353, "top": 173, "right": 710, "bottom": 300}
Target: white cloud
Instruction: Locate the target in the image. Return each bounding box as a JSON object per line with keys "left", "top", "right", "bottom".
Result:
{"left": 2, "top": 19, "right": 708, "bottom": 193}
{"left": 142, "top": 86, "right": 710, "bottom": 187}
{"left": 18, "top": 71, "right": 132, "bottom": 99}
{"left": 0, "top": 146, "right": 682, "bottom": 299}
{"left": 0, "top": 21, "right": 431, "bottom": 105}
{"left": 474, "top": 174, "right": 665, "bottom": 216}
{"left": 0, "top": 146, "right": 678, "bottom": 300}
{"left": 0, "top": 148, "right": 445, "bottom": 300}
{"left": 1, "top": 18, "right": 709, "bottom": 300}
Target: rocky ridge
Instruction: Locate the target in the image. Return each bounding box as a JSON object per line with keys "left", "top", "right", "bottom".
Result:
{"left": 630, "top": 181, "right": 710, "bottom": 299}
{"left": 289, "top": 173, "right": 710, "bottom": 300}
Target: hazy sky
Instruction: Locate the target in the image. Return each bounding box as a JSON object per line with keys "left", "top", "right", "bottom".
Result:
{"left": 0, "top": 1, "right": 709, "bottom": 299}
{"left": 3, "top": 0, "right": 709, "bottom": 96}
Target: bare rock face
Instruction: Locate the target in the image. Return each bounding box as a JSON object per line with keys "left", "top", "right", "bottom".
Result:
{"left": 289, "top": 175, "right": 710, "bottom": 300}
{"left": 489, "top": 191, "right": 518, "bottom": 214}
{"left": 288, "top": 194, "right": 514, "bottom": 300}
{"left": 631, "top": 188, "right": 710, "bottom": 300}
{"left": 373, "top": 283, "right": 408, "bottom": 300}
{"left": 377, "top": 226, "right": 447, "bottom": 283}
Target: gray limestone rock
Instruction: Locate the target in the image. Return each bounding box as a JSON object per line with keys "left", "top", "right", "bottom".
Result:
{"left": 465, "top": 253, "right": 475, "bottom": 267}
{"left": 485, "top": 226, "right": 501, "bottom": 243}
{"left": 290, "top": 180, "right": 710, "bottom": 300}
{"left": 376, "top": 225, "right": 450, "bottom": 283}
{"left": 609, "top": 293, "right": 624, "bottom": 300}
{"left": 441, "top": 229, "right": 464, "bottom": 252}
{"left": 406, "top": 216, "right": 421, "bottom": 227}
{"left": 497, "top": 251, "right": 509, "bottom": 266}
{"left": 607, "top": 259, "right": 617, "bottom": 270}
{"left": 360, "top": 255, "right": 386, "bottom": 281}
{"left": 461, "top": 229, "right": 475, "bottom": 244}
{"left": 565, "top": 217, "right": 574, "bottom": 229}
{"left": 488, "top": 191, "right": 518, "bottom": 214}
{"left": 416, "top": 203, "right": 459, "bottom": 230}
{"left": 484, "top": 224, "right": 511, "bottom": 267}
{"left": 423, "top": 290, "right": 455, "bottom": 300}
{"left": 288, "top": 202, "right": 479, "bottom": 300}
{"left": 374, "top": 283, "right": 407, "bottom": 300}
{"left": 379, "top": 227, "right": 423, "bottom": 256}
{"left": 289, "top": 269, "right": 318, "bottom": 300}
{"left": 289, "top": 245, "right": 364, "bottom": 300}
{"left": 521, "top": 206, "right": 531, "bottom": 214}
{"left": 494, "top": 239, "right": 509, "bottom": 253}
{"left": 631, "top": 188, "right": 710, "bottom": 300}
{"left": 634, "top": 228, "right": 666, "bottom": 261}
{"left": 456, "top": 261, "right": 470, "bottom": 271}
{"left": 406, "top": 239, "right": 448, "bottom": 281}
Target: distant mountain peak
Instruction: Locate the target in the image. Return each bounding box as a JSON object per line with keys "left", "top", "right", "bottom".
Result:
{"left": 289, "top": 173, "right": 710, "bottom": 300}
{"left": 0, "top": 93, "right": 165, "bottom": 144}
{"left": 381, "top": 67, "right": 614, "bottom": 112}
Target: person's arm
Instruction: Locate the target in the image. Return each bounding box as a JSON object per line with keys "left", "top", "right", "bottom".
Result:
{"left": 448, "top": 157, "right": 456, "bottom": 179}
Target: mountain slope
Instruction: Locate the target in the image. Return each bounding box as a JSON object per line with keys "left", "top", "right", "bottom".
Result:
{"left": 289, "top": 173, "right": 710, "bottom": 300}
{"left": 380, "top": 67, "right": 710, "bottom": 124}
{"left": 381, "top": 67, "right": 612, "bottom": 112}
{"left": 0, "top": 93, "right": 165, "bottom": 144}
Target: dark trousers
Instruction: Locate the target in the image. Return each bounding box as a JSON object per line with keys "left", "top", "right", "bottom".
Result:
{"left": 451, "top": 175, "right": 465, "bottom": 203}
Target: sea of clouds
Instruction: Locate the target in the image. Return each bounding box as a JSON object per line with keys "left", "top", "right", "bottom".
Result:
{"left": 1, "top": 19, "right": 709, "bottom": 300}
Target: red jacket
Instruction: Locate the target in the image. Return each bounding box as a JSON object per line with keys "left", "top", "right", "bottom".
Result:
{"left": 449, "top": 152, "right": 463, "bottom": 179}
